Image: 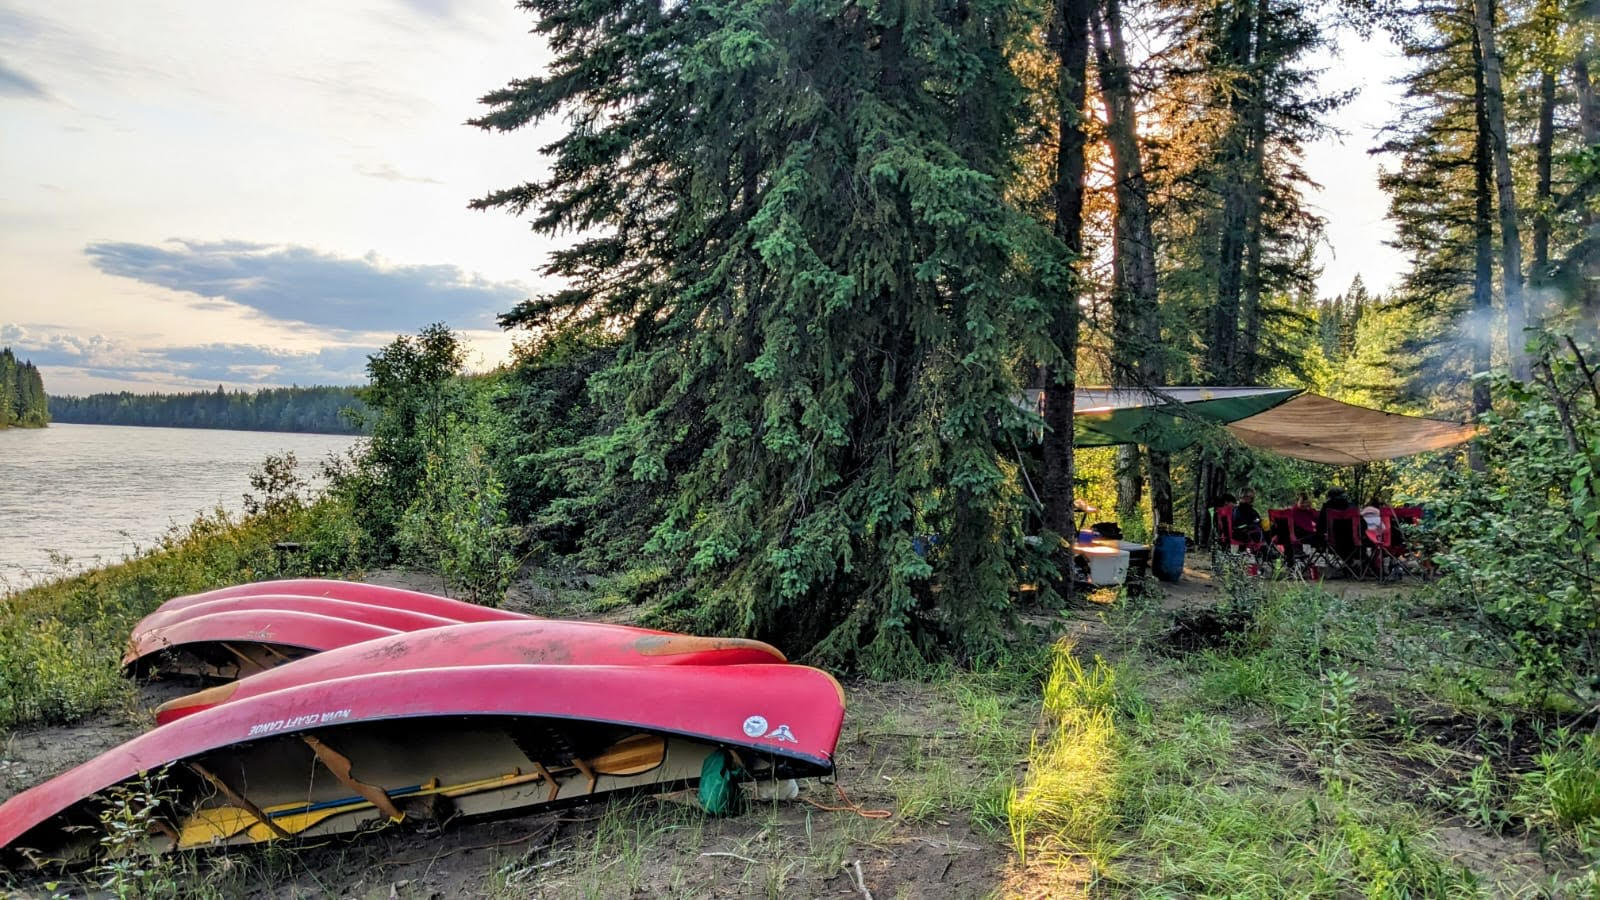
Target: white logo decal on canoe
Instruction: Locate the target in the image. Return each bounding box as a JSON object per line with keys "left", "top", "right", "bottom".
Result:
{"left": 742, "top": 715, "right": 768, "bottom": 737}
{"left": 765, "top": 724, "right": 797, "bottom": 743}
{"left": 247, "top": 708, "right": 351, "bottom": 737}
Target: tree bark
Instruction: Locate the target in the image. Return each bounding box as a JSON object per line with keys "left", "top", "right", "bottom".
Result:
{"left": 1238, "top": 99, "right": 1269, "bottom": 382}
{"left": 1041, "top": 0, "right": 1092, "bottom": 595}
{"left": 1470, "top": 24, "right": 1495, "bottom": 470}
{"left": 1473, "top": 0, "right": 1528, "bottom": 377}
{"left": 1208, "top": 0, "right": 1259, "bottom": 386}
{"left": 1091, "top": 0, "right": 1172, "bottom": 529}
{"left": 1532, "top": 68, "right": 1554, "bottom": 294}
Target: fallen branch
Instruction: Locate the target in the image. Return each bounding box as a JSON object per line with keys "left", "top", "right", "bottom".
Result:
{"left": 701, "top": 851, "right": 759, "bottom": 864}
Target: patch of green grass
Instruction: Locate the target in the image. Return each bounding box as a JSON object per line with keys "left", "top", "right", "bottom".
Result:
{"left": 1007, "top": 642, "right": 1122, "bottom": 868}
{"left": 0, "top": 500, "right": 361, "bottom": 731}
{"left": 1514, "top": 729, "right": 1600, "bottom": 853}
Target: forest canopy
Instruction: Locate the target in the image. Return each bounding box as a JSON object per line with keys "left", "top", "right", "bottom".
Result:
{"left": 0, "top": 348, "right": 49, "bottom": 429}
{"left": 48, "top": 385, "right": 366, "bottom": 435}
{"left": 324, "top": 0, "right": 1599, "bottom": 678}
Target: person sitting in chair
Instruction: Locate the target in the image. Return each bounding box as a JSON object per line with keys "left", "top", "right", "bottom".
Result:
{"left": 1291, "top": 491, "right": 1319, "bottom": 541}
{"left": 1234, "top": 489, "right": 1264, "bottom": 544}
{"left": 1361, "top": 494, "right": 1388, "bottom": 546}
{"left": 1318, "top": 487, "right": 1353, "bottom": 536}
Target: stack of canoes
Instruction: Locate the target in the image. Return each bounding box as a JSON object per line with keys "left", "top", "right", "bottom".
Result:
{"left": 1, "top": 579, "right": 844, "bottom": 868}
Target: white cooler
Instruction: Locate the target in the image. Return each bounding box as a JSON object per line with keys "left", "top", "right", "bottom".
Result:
{"left": 1073, "top": 544, "right": 1130, "bottom": 586}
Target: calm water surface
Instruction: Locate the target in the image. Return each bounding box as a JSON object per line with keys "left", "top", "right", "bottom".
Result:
{"left": 0, "top": 423, "right": 358, "bottom": 589}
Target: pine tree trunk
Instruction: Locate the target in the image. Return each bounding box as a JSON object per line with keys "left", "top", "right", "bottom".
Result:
{"left": 1575, "top": 53, "right": 1600, "bottom": 316}
{"left": 1532, "top": 68, "right": 1554, "bottom": 296}
{"left": 1209, "top": 0, "right": 1259, "bottom": 385}
{"left": 1148, "top": 449, "right": 1173, "bottom": 532}
{"left": 1091, "top": 0, "right": 1169, "bottom": 528}
{"left": 1237, "top": 0, "right": 1270, "bottom": 383}
{"left": 1115, "top": 444, "right": 1143, "bottom": 524}
{"left": 1042, "top": 0, "right": 1092, "bottom": 595}
{"left": 1471, "top": 25, "right": 1495, "bottom": 470}
{"left": 1474, "top": 0, "right": 1528, "bottom": 377}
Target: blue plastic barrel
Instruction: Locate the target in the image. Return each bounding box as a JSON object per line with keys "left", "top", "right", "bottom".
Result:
{"left": 1152, "top": 534, "right": 1186, "bottom": 582}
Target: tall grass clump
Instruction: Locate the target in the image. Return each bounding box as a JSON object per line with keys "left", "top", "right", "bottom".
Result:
{"left": 1007, "top": 643, "right": 1121, "bottom": 866}
{"left": 1515, "top": 729, "right": 1600, "bottom": 855}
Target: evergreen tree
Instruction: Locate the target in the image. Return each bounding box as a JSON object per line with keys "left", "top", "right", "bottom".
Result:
{"left": 0, "top": 348, "right": 49, "bottom": 429}
{"left": 473, "top": 0, "right": 1069, "bottom": 671}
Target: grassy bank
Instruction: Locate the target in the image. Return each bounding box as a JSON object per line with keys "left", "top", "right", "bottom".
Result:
{"left": 6, "top": 502, "right": 1599, "bottom": 896}
{"left": 1006, "top": 578, "right": 1600, "bottom": 897}
{"left": 0, "top": 498, "right": 361, "bottom": 731}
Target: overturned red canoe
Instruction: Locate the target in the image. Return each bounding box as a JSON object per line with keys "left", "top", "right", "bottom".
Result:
{"left": 155, "top": 619, "right": 787, "bottom": 725}
{"left": 0, "top": 662, "right": 844, "bottom": 866}
{"left": 151, "top": 579, "right": 528, "bottom": 624}
{"left": 124, "top": 581, "right": 533, "bottom": 678}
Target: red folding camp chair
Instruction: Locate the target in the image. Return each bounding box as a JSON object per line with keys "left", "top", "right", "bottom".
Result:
{"left": 1214, "top": 503, "right": 1238, "bottom": 551}
{"left": 1322, "top": 507, "right": 1375, "bottom": 580}
{"left": 1268, "top": 508, "right": 1316, "bottom": 578}
{"left": 1372, "top": 506, "right": 1426, "bottom": 579}
{"left": 1214, "top": 504, "right": 1265, "bottom": 573}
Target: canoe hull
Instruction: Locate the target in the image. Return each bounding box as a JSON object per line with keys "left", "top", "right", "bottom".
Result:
{"left": 154, "top": 619, "right": 787, "bottom": 725}
{"left": 0, "top": 662, "right": 844, "bottom": 866}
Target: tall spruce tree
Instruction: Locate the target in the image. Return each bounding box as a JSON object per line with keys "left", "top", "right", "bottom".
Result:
{"left": 473, "top": 0, "right": 1069, "bottom": 672}
{"left": 0, "top": 348, "right": 48, "bottom": 429}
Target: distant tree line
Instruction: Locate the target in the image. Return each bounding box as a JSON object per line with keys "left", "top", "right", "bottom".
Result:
{"left": 48, "top": 385, "right": 367, "bottom": 434}
{"left": 0, "top": 348, "right": 49, "bottom": 429}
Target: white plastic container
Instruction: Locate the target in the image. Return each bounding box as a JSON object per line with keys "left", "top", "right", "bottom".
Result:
{"left": 1073, "top": 544, "right": 1130, "bottom": 586}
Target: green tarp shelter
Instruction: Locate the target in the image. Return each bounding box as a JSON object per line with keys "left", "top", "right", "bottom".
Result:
{"left": 1020, "top": 386, "right": 1481, "bottom": 464}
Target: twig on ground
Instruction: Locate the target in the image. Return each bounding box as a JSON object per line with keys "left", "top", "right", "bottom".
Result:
{"left": 700, "top": 851, "right": 759, "bottom": 864}
{"left": 845, "top": 859, "right": 873, "bottom": 900}
{"left": 913, "top": 837, "right": 980, "bottom": 851}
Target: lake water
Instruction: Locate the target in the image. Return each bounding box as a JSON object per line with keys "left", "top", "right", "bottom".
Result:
{"left": 0, "top": 423, "right": 359, "bottom": 590}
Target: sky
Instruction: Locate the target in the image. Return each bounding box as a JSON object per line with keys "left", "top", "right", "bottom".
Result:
{"left": 1, "top": 1, "right": 1410, "bottom": 395}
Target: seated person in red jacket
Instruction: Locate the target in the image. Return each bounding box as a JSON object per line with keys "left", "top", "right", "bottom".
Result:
{"left": 1290, "top": 491, "right": 1319, "bottom": 540}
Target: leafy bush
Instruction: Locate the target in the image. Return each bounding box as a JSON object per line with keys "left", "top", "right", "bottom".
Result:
{"left": 1428, "top": 333, "right": 1599, "bottom": 714}
{"left": 335, "top": 324, "right": 470, "bottom": 560}
{"left": 397, "top": 390, "right": 522, "bottom": 605}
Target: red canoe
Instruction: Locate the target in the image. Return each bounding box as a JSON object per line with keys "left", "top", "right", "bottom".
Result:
{"left": 154, "top": 619, "right": 787, "bottom": 725}
{"left": 124, "top": 581, "right": 533, "bottom": 678}
{"left": 0, "top": 662, "right": 844, "bottom": 865}
{"left": 148, "top": 579, "right": 528, "bottom": 624}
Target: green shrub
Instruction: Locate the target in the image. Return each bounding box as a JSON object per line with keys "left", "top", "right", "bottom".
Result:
{"left": 397, "top": 398, "right": 522, "bottom": 606}
{"left": 1428, "top": 334, "right": 1599, "bottom": 712}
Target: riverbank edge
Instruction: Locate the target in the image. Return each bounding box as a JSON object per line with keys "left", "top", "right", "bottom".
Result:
{"left": 0, "top": 497, "right": 363, "bottom": 731}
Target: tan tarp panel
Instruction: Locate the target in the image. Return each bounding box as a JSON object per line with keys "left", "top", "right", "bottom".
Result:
{"left": 1225, "top": 393, "right": 1482, "bottom": 464}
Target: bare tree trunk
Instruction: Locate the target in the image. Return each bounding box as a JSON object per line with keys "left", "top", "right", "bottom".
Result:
{"left": 1091, "top": 0, "right": 1170, "bottom": 529}
{"left": 1576, "top": 52, "right": 1600, "bottom": 317}
{"left": 1041, "top": 0, "right": 1092, "bottom": 597}
{"left": 1239, "top": 112, "right": 1269, "bottom": 382}
{"left": 1532, "top": 68, "right": 1555, "bottom": 296}
{"left": 1209, "top": 0, "right": 1258, "bottom": 385}
{"left": 1471, "top": 25, "right": 1495, "bottom": 470}
{"left": 1474, "top": 0, "right": 1529, "bottom": 377}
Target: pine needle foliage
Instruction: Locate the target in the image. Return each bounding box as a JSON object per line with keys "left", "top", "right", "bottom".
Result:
{"left": 472, "top": 0, "right": 1070, "bottom": 674}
